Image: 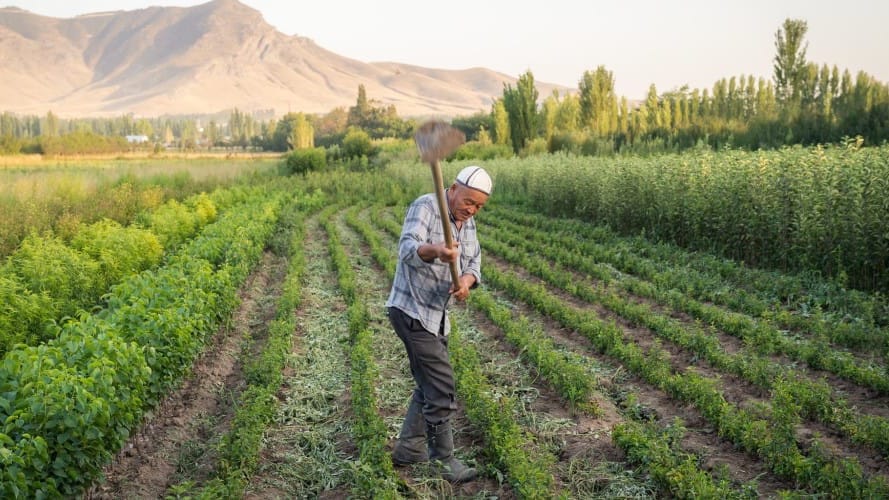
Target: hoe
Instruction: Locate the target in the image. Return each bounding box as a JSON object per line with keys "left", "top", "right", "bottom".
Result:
{"left": 414, "top": 121, "right": 466, "bottom": 285}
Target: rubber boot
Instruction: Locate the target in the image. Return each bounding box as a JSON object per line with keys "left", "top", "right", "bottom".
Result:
{"left": 427, "top": 420, "right": 477, "bottom": 483}
{"left": 392, "top": 397, "right": 428, "bottom": 465}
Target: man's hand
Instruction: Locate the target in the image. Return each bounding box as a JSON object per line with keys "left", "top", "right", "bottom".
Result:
{"left": 418, "top": 242, "right": 460, "bottom": 263}
{"left": 450, "top": 274, "right": 475, "bottom": 301}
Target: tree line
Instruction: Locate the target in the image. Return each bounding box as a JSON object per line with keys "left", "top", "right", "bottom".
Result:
{"left": 1, "top": 18, "right": 885, "bottom": 157}
{"left": 457, "top": 18, "right": 888, "bottom": 157}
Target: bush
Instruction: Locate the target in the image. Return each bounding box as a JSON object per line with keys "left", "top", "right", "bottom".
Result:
{"left": 452, "top": 141, "right": 513, "bottom": 161}
{"left": 0, "top": 276, "right": 53, "bottom": 352}
{"left": 549, "top": 131, "right": 585, "bottom": 155}
{"left": 140, "top": 200, "right": 199, "bottom": 249}
{"left": 342, "top": 128, "right": 376, "bottom": 159}
{"left": 284, "top": 147, "right": 327, "bottom": 175}
{"left": 71, "top": 219, "right": 163, "bottom": 290}
{"left": 189, "top": 192, "right": 218, "bottom": 225}
{"left": 521, "top": 137, "right": 549, "bottom": 157}
{"left": 6, "top": 233, "right": 99, "bottom": 318}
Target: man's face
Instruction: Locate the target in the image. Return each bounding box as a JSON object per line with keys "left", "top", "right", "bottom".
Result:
{"left": 448, "top": 184, "right": 489, "bottom": 222}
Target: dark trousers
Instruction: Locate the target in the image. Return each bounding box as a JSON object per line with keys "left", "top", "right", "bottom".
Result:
{"left": 388, "top": 307, "right": 457, "bottom": 425}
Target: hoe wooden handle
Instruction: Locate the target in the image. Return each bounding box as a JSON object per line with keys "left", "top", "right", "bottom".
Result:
{"left": 430, "top": 160, "right": 461, "bottom": 286}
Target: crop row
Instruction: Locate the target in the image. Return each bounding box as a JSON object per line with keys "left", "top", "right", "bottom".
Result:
{"left": 0, "top": 192, "right": 218, "bottom": 355}
{"left": 175, "top": 200, "right": 312, "bottom": 497}
{"left": 479, "top": 222, "right": 889, "bottom": 458}
{"left": 485, "top": 204, "right": 889, "bottom": 353}
{"left": 484, "top": 209, "right": 889, "bottom": 391}
{"left": 322, "top": 207, "right": 404, "bottom": 498}
{"left": 0, "top": 187, "right": 285, "bottom": 497}
{"left": 480, "top": 256, "right": 888, "bottom": 497}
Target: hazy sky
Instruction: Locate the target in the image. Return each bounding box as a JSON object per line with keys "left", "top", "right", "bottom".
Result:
{"left": 12, "top": 0, "right": 889, "bottom": 99}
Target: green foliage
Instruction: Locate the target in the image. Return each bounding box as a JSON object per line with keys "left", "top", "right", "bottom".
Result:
{"left": 521, "top": 137, "right": 549, "bottom": 157}
{"left": 773, "top": 18, "right": 809, "bottom": 105}
{"left": 0, "top": 187, "right": 283, "bottom": 496}
{"left": 71, "top": 219, "right": 163, "bottom": 290}
{"left": 451, "top": 112, "right": 493, "bottom": 142}
{"left": 613, "top": 419, "right": 756, "bottom": 499}
{"left": 322, "top": 207, "right": 405, "bottom": 497}
{"left": 141, "top": 199, "right": 200, "bottom": 249}
{"left": 346, "top": 84, "right": 416, "bottom": 140}
{"left": 476, "top": 224, "right": 889, "bottom": 497}
{"left": 451, "top": 141, "right": 513, "bottom": 161}
{"left": 284, "top": 147, "right": 327, "bottom": 175}
{"left": 501, "top": 71, "right": 539, "bottom": 154}
{"left": 0, "top": 320, "right": 150, "bottom": 497}
{"left": 6, "top": 233, "right": 99, "bottom": 318}
{"left": 38, "top": 130, "right": 130, "bottom": 156}
{"left": 190, "top": 193, "right": 218, "bottom": 226}
{"left": 448, "top": 325, "right": 561, "bottom": 499}
{"left": 341, "top": 128, "right": 376, "bottom": 160}
{"left": 0, "top": 277, "right": 52, "bottom": 354}
{"left": 579, "top": 66, "right": 618, "bottom": 135}
{"left": 482, "top": 146, "right": 889, "bottom": 292}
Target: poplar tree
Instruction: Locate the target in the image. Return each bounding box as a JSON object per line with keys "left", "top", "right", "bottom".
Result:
{"left": 555, "top": 93, "right": 581, "bottom": 132}
{"left": 645, "top": 84, "right": 660, "bottom": 132}
{"left": 541, "top": 92, "right": 559, "bottom": 142}
{"left": 579, "top": 66, "right": 617, "bottom": 136}
{"left": 491, "top": 100, "right": 510, "bottom": 146}
{"left": 501, "top": 70, "right": 539, "bottom": 153}
{"left": 773, "top": 18, "right": 809, "bottom": 107}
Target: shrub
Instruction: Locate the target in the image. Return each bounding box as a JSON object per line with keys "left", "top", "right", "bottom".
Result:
{"left": 71, "top": 219, "right": 163, "bottom": 290}
{"left": 6, "top": 233, "right": 99, "bottom": 318}
{"left": 284, "top": 147, "right": 327, "bottom": 175}
{"left": 521, "top": 137, "right": 549, "bottom": 157}
{"left": 342, "top": 128, "right": 376, "bottom": 159}
{"left": 452, "top": 141, "right": 513, "bottom": 161}
{"left": 140, "top": 199, "right": 199, "bottom": 249}
{"left": 189, "top": 192, "right": 218, "bottom": 225}
{"left": 0, "top": 276, "right": 53, "bottom": 352}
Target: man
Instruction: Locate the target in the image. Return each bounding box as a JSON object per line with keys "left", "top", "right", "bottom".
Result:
{"left": 385, "top": 165, "right": 492, "bottom": 483}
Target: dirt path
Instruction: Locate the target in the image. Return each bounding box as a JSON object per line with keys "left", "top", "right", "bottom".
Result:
{"left": 245, "top": 214, "right": 356, "bottom": 498}
{"left": 90, "top": 250, "right": 288, "bottom": 498}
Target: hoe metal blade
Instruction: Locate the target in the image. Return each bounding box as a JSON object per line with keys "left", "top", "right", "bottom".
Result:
{"left": 414, "top": 120, "right": 465, "bottom": 164}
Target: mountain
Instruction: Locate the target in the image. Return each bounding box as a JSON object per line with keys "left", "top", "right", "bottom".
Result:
{"left": 0, "top": 0, "right": 569, "bottom": 118}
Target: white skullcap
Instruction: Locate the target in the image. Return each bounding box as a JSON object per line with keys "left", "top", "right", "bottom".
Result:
{"left": 455, "top": 166, "right": 492, "bottom": 195}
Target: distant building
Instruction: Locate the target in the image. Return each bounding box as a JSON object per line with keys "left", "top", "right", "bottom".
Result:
{"left": 126, "top": 135, "right": 149, "bottom": 144}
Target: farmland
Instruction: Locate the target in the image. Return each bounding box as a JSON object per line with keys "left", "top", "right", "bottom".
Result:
{"left": 2, "top": 147, "right": 889, "bottom": 498}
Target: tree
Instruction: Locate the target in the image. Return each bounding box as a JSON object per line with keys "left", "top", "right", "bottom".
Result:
{"left": 43, "top": 111, "right": 59, "bottom": 138}
{"left": 502, "top": 70, "right": 539, "bottom": 154}
{"left": 452, "top": 112, "right": 492, "bottom": 142}
{"left": 773, "top": 18, "right": 809, "bottom": 107}
{"left": 271, "top": 113, "right": 307, "bottom": 151}
{"left": 348, "top": 84, "right": 372, "bottom": 127}
{"left": 163, "top": 123, "right": 174, "bottom": 145}
{"left": 492, "top": 100, "right": 510, "bottom": 146}
{"left": 578, "top": 66, "right": 617, "bottom": 136}
{"left": 206, "top": 120, "right": 219, "bottom": 148}
{"left": 645, "top": 84, "right": 660, "bottom": 132}
{"left": 555, "top": 93, "right": 580, "bottom": 132}
{"left": 541, "top": 92, "right": 560, "bottom": 142}
{"left": 288, "top": 113, "right": 314, "bottom": 149}
{"left": 316, "top": 107, "right": 348, "bottom": 136}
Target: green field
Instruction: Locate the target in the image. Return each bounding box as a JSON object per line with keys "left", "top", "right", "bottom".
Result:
{"left": 1, "top": 148, "right": 888, "bottom": 498}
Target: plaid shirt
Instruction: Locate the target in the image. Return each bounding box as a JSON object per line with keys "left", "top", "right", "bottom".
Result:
{"left": 385, "top": 193, "right": 481, "bottom": 336}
